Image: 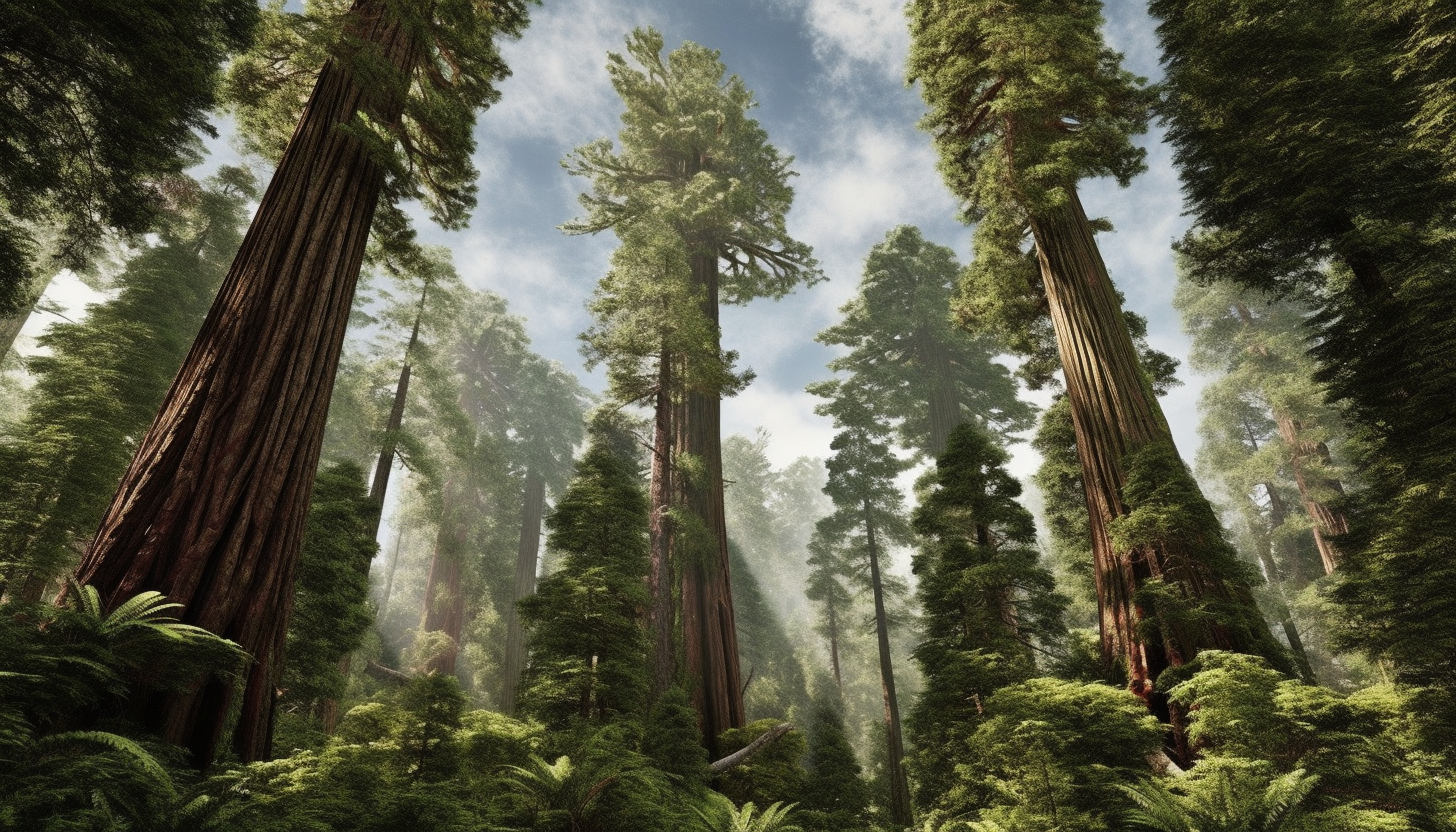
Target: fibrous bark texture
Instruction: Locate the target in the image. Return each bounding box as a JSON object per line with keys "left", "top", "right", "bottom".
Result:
{"left": 72, "top": 0, "right": 418, "bottom": 768}
{"left": 674, "top": 252, "right": 744, "bottom": 754}
{"left": 1272, "top": 413, "right": 1347, "bottom": 575}
{"left": 500, "top": 469, "right": 544, "bottom": 714}
{"left": 649, "top": 351, "right": 677, "bottom": 697}
{"left": 1031, "top": 189, "right": 1274, "bottom": 760}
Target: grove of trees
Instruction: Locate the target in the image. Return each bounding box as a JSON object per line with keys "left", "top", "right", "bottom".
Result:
{"left": 3, "top": 1, "right": 1455, "bottom": 831}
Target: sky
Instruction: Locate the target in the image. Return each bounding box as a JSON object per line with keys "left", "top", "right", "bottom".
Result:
{"left": 19, "top": 0, "right": 1204, "bottom": 487}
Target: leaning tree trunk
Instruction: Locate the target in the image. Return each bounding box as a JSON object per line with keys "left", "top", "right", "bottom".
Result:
{"left": 864, "top": 504, "right": 912, "bottom": 828}
{"left": 1252, "top": 483, "right": 1317, "bottom": 684}
{"left": 1030, "top": 188, "right": 1278, "bottom": 764}
{"left": 648, "top": 346, "right": 678, "bottom": 697}
{"left": 320, "top": 305, "right": 422, "bottom": 732}
{"left": 420, "top": 472, "right": 473, "bottom": 675}
{"left": 1272, "top": 413, "right": 1347, "bottom": 575}
{"left": 500, "top": 468, "right": 545, "bottom": 714}
{"left": 71, "top": 0, "right": 420, "bottom": 768}
{"left": 0, "top": 271, "right": 54, "bottom": 359}
{"left": 674, "top": 251, "right": 745, "bottom": 754}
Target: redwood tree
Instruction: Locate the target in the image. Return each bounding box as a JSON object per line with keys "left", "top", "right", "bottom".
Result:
{"left": 72, "top": 0, "right": 532, "bottom": 767}
{"left": 909, "top": 0, "right": 1284, "bottom": 761}
{"left": 566, "top": 28, "right": 820, "bottom": 749}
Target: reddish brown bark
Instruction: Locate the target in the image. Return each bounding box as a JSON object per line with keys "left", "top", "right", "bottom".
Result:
{"left": 1031, "top": 189, "right": 1275, "bottom": 763}
{"left": 864, "top": 503, "right": 912, "bottom": 828}
{"left": 71, "top": 0, "right": 420, "bottom": 767}
{"left": 500, "top": 468, "right": 545, "bottom": 713}
{"left": 1272, "top": 413, "right": 1347, "bottom": 575}
{"left": 675, "top": 251, "right": 745, "bottom": 754}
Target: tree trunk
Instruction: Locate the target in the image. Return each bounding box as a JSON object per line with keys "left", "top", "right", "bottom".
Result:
{"left": 367, "top": 292, "right": 425, "bottom": 536}
{"left": 71, "top": 0, "right": 421, "bottom": 768}
{"left": 863, "top": 503, "right": 912, "bottom": 828}
{"left": 1272, "top": 413, "right": 1347, "bottom": 575}
{"left": 0, "top": 271, "right": 54, "bottom": 359}
{"left": 1252, "top": 484, "right": 1317, "bottom": 683}
{"left": 420, "top": 473, "right": 472, "bottom": 675}
{"left": 675, "top": 251, "right": 745, "bottom": 754}
{"left": 321, "top": 301, "right": 424, "bottom": 732}
{"left": 500, "top": 468, "right": 544, "bottom": 714}
{"left": 1030, "top": 188, "right": 1276, "bottom": 763}
{"left": 649, "top": 348, "right": 677, "bottom": 697}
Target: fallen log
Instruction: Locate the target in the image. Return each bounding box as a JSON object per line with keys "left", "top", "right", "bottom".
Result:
{"left": 708, "top": 722, "right": 794, "bottom": 776}
{"left": 365, "top": 660, "right": 411, "bottom": 686}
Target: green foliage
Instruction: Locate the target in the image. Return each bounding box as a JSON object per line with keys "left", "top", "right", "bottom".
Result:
{"left": 714, "top": 720, "right": 807, "bottom": 810}
{"left": 0, "top": 587, "right": 245, "bottom": 830}
{"left": 641, "top": 686, "right": 709, "bottom": 788}
{"left": 798, "top": 699, "right": 870, "bottom": 831}
{"left": 1031, "top": 396, "right": 1100, "bottom": 631}
{"left": 919, "top": 678, "right": 1163, "bottom": 831}
{"left": 809, "top": 225, "right": 1033, "bottom": 454}
{"left": 909, "top": 424, "right": 1067, "bottom": 812}
{"left": 0, "top": 0, "right": 257, "bottom": 307}
{"left": 224, "top": 0, "right": 535, "bottom": 242}
{"left": 0, "top": 170, "right": 254, "bottom": 596}
{"left": 1161, "top": 652, "right": 1454, "bottom": 828}
{"left": 696, "top": 796, "right": 804, "bottom": 832}
{"left": 564, "top": 27, "right": 819, "bottom": 298}
{"left": 277, "top": 463, "right": 378, "bottom": 728}
{"left": 517, "top": 440, "right": 651, "bottom": 729}
{"left": 1111, "top": 442, "right": 1289, "bottom": 676}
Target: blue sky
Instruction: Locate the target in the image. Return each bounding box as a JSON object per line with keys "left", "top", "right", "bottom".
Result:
{"left": 426, "top": 0, "right": 1203, "bottom": 479}
{"left": 21, "top": 0, "right": 1203, "bottom": 484}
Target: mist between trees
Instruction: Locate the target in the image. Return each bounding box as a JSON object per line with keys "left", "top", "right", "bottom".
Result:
{"left": 2, "top": 1, "right": 1456, "bottom": 831}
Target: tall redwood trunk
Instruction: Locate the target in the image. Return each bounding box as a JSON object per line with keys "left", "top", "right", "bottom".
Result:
{"left": 648, "top": 348, "right": 677, "bottom": 696}
{"left": 675, "top": 251, "right": 745, "bottom": 753}
{"left": 864, "top": 503, "right": 912, "bottom": 827}
{"left": 500, "top": 468, "right": 545, "bottom": 713}
{"left": 1272, "top": 413, "right": 1347, "bottom": 575}
{"left": 71, "top": 0, "right": 420, "bottom": 767}
{"left": 1030, "top": 188, "right": 1274, "bottom": 763}
{"left": 421, "top": 473, "right": 472, "bottom": 675}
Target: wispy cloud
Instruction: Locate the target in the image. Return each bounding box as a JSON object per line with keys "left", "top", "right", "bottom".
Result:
{"left": 782, "top": 0, "right": 911, "bottom": 81}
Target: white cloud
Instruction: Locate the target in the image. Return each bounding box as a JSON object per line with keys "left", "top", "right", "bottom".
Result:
{"left": 789, "top": 0, "right": 911, "bottom": 80}
{"left": 484, "top": 0, "right": 649, "bottom": 144}
{"left": 722, "top": 382, "right": 837, "bottom": 468}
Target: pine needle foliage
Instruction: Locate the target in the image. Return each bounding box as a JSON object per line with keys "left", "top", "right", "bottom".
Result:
{"left": 0, "top": 0, "right": 257, "bottom": 309}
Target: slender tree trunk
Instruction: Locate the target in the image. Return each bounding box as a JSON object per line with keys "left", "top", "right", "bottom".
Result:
{"left": 378, "top": 525, "right": 405, "bottom": 623}
{"left": 675, "top": 251, "right": 745, "bottom": 754}
{"left": 0, "top": 271, "right": 54, "bottom": 359}
{"left": 649, "top": 347, "right": 677, "bottom": 697}
{"left": 500, "top": 468, "right": 544, "bottom": 714}
{"left": 1252, "top": 484, "right": 1317, "bottom": 684}
{"left": 71, "top": 0, "right": 421, "bottom": 768}
{"left": 1272, "top": 413, "right": 1347, "bottom": 575}
{"left": 421, "top": 473, "right": 472, "bottom": 675}
{"left": 321, "top": 299, "right": 424, "bottom": 732}
{"left": 863, "top": 503, "right": 912, "bottom": 827}
{"left": 1029, "top": 188, "right": 1276, "bottom": 764}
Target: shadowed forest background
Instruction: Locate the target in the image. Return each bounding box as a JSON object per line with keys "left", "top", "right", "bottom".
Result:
{"left": 3, "top": 0, "right": 1456, "bottom": 830}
